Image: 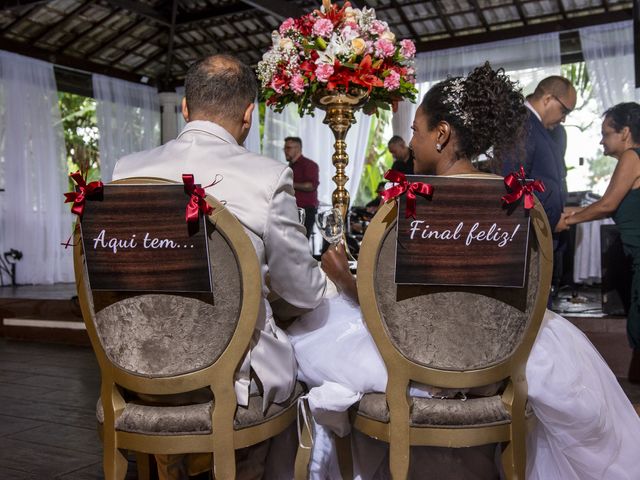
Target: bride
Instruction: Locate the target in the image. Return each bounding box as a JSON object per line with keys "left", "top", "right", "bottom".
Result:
{"left": 288, "top": 63, "right": 640, "bottom": 479}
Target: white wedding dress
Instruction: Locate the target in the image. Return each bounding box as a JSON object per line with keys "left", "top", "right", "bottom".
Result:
{"left": 287, "top": 293, "right": 640, "bottom": 480}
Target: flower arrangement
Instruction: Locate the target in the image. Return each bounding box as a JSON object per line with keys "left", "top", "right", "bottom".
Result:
{"left": 257, "top": 0, "right": 418, "bottom": 116}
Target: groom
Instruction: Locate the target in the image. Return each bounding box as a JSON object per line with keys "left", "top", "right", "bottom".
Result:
{"left": 112, "top": 54, "right": 354, "bottom": 479}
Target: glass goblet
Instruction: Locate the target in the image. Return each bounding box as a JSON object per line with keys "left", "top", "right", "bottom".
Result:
{"left": 316, "top": 208, "right": 344, "bottom": 245}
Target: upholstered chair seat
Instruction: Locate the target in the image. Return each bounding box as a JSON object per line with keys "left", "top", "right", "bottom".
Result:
{"left": 357, "top": 393, "right": 511, "bottom": 427}
{"left": 96, "top": 382, "right": 305, "bottom": 435}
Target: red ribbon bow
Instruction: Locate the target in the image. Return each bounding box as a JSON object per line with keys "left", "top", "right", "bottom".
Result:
{"left": 183, "top": 174, "right": 214, "bottom": 223}
{"left": 63, "top": 171, "right": 104, "bottom": 219}
{"left": 501, "top": 166, "right": 545, "bottom": 210}
{"left": 380, "top": 170, "right": 434, "bottom": 218}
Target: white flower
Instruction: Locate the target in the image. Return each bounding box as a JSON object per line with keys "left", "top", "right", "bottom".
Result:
{"left": 380, "top": 30, "right": 396, "bottom": 42}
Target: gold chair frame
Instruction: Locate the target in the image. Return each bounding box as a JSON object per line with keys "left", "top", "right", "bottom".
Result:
{"left": 74, "top": 177, "right": 299, "bottom": 479}
{"left": 353, "top": 187, "right": 553, "bottom": 480}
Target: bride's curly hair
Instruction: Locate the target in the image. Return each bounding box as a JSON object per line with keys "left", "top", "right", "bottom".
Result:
{"left": 420, "top": 62, "right": 527, "bottom": 168}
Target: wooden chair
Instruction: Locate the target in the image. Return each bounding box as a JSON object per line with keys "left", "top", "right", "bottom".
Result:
{"left": 74, "top": 177, "right": 302, "bottom": 479}
{"left": 352, "top": 178, "right": 553, "bottom": 479}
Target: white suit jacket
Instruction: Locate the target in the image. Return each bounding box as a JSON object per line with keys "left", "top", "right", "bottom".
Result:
{"left": 113, "top": 120, "right": 328, "bottom": 409}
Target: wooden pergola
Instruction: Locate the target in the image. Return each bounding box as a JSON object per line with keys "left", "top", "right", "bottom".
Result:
{"left": 0, "top": 0, "right": 637, "bottom": 92}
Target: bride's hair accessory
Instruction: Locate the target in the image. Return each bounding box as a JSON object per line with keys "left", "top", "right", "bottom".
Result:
{"left": 442, "top": 77, "right": 472, "bottom": 127}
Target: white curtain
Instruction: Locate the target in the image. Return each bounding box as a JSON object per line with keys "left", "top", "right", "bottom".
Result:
{"left": 0, "top": 50, "right": 73, "bottom": 284}
{"left": 580, "top": 21, "right": 640, "bottom": 111}
{"left": 263, "top": 105, "right": 372, "bottom": 207}
{"left": 393, "top": 33, "right": 561, "bottom": 141}
{"left": 93, "top": 74, "right": 160, "bottom": 182}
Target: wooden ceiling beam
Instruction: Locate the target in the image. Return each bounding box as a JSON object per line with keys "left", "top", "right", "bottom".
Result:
{"left": 84, "top": 17, "right": 146, "bottom": 57}
{"left": 162, "top": 0, "right": 178, "bottom": 81}
{"left": 34, "top": 0, "right": 93, "bottom": 44}
{"left": 468, "top": 0, "right": 490, "bottom": 30}
{"left": 0, "top": 37, "right": 150, "bottom": 84}
{"left": 511, "top": 0, "right": 529, "bottom": 26}
{"left": 56, "top": 7, "right": 121, "bottom": 53}
{"left": 0, "top": 0, "right": 49, "bottom": 9}
{"left": 101, "top": 0, "right": 171, "bottom": 27}
{"left": 175, "top": 3, "right": 253, "bottom": 27}
{"left": 239, "top": 0, "right": 305, "bottom": 21}
{"left": 389, "top": 0, "right": 419, "bottom": 38}
{"left": 415, "top": 9, "right": 632, "bottom": 53}
{"left": 430, "top": 0, "right": 456, "bottom": 37}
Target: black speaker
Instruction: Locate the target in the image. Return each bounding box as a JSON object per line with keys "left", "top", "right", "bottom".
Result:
{"left": 601, "top": 224, "right": 632, "bottom": 315}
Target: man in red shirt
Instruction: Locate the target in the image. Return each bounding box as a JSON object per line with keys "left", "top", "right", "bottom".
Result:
{"left": 284, "top": 136, "right": 319, "bottom": 238}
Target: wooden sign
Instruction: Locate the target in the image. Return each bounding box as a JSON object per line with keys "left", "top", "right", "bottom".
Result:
{"left": 80, "top": 184, "right": 212, "bottom": 293}
{"left": 395, "top": 176, "right": 530, "bottom": 288}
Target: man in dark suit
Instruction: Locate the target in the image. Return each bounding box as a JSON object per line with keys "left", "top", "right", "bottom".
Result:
{"left": 504, "top": 76, "right": 576, "bottom": 235}
{"left": 503, "top": 77, "right": 576, "bottom": 306}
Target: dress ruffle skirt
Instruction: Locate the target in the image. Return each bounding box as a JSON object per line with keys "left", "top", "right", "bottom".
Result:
{"left": 287, "top": 295, "right": 640, "bottom": 479}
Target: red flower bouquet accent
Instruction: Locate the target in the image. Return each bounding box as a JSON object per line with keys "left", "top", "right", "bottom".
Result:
{"left": 257, "top": 0, "right": 418, "bottom": 116}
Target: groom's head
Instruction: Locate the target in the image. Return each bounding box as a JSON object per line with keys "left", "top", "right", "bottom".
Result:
{"left": 182, "top": 54, "right": 258, "bottom": 143}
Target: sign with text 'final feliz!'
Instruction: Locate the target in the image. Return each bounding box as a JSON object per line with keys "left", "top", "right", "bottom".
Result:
{"left": 80, "top": 184, "right": 212, "bottom": 293}
{"left": 395, "top": 176, "right": 531, "bottom": 288}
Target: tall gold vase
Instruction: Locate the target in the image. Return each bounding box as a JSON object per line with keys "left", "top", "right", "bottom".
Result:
{"left": 313, "top": 88, "right": 369, "bottom": 220}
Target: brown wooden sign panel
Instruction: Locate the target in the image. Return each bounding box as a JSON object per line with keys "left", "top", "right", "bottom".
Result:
{"left": 80, "top": 184, "right": 212, "bottom": 293}
{"left": 395, "top": 176, "right": 530, "bottom": 288}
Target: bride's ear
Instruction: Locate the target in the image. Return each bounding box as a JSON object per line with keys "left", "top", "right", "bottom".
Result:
{"left": 436, "top": 120, "right": 451, "bottom": 149}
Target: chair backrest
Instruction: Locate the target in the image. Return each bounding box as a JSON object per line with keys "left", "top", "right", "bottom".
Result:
{"left": 357, "top": 175, "right": 553, "bottom": 388}
{"left": 74, "top": 178, "right": 261, "bottom": 392}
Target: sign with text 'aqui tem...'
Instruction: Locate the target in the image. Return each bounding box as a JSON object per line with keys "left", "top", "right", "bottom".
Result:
{"left": 395, "top": 176, "right": 530, "bottom": 288}
{"left": 80, "top": 184, "right": 212, "bottom": 293}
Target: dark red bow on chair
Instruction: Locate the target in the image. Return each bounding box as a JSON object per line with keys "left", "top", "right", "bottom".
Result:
{"left": 64, "top": 171, "right": 104, "bottom": 219}
{"left": 182, "top": 174, "right": 214, "bottom": 223}
{"left": 381, "top": 170, "right": 434, "bottom": 218}
{"left": 501, "top": 166, "right": 545, "bottom": 210}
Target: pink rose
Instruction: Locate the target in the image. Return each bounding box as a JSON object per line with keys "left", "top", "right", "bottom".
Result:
{"left": 400, "top": 39, "right": 416, "bottom": 58}
{"left": 374, "top": 38, "right": 395, "bottom": 58}
{"left": 315, "top": 63, "right": 334, "bottom": 82}
{"left": 279, "top": 18, "right": 296, "bottom": 35}
{"left": 271, "top": 75, "right": 287, "bottom": 94}
{"left": 384, "top": 70, "right": 401, "bottom": 91}
{"left": 290, "top": 74, "right": 306, "bottom": 94}
{"left": 312, "top": 18, "right": 334, "bottom": 38}
{"left": 371, "top": 20, "right": 387, "bottom": 36}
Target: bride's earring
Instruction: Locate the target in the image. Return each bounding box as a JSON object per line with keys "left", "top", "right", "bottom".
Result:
{"left": 436, "top": 143, "right": 442, "bottom": 152}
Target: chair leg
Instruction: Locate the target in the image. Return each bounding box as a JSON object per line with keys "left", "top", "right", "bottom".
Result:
{"left": 135, "top": 452, "right": 152, "bottom": 480}
{"left": 335, "top": 433, "right": 353, "bottom": 480}
{"left": 501, "top": 437, "right": 526, "bottom": 480}
{"left": 103, "top": 446, "right": 128, "bottom": 480}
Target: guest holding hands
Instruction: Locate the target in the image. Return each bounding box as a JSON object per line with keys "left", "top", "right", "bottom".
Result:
{"left": 561, "top": 102, "right": 640, "bottom": 381}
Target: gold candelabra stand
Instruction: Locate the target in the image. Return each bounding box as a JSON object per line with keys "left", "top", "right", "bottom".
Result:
{"left": 312, "top": 87, "right": 369, "bottom": 220}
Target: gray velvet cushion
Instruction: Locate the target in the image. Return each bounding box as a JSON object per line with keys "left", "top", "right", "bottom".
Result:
{"left": 90, "top": 228, "right": 242, "bottom": 376}
{"left": 96, "top": 382, "right": 305, "bottom": 435}
{"left": 357, "top": 393, "right": 510, "bottom": 427}
{"left": 375, "top": 224, "right": 540, "bottom": 370}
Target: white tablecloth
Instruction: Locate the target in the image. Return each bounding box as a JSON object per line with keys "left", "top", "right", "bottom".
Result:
{"left": 573, "top": 218, "right": 615, "bottom": 284}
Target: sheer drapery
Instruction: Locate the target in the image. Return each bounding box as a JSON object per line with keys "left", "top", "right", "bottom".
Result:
{"left": 244, "top": 101, "right": 261, "bottom": 154}
{"left": 263, "top": 105, "right": 372, "bottom": 207}
{"left": 0, "top": 50, "right": 73, "bottom": 284}
{"left": 580, "top": 21, "right": 640, "bottom": 111}
{"left": 93, "top": 74, "right": 160, "bottom": 182}
{"left": 392, "top": 33, "right": 561, "bottom": 141}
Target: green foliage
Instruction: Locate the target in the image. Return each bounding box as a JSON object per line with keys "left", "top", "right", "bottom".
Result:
{"left": 586, "top": 153, "right": 617, "bottom": 188}
{"left": 57, "top": 92, "right": 100, "bottom": 183}
{"left": 354, "top": 110, "right": 393, "bottom": 205}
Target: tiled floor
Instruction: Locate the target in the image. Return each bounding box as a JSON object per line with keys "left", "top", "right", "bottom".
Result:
{"left": 0, "top": 339, "right": 138, "bottom": 479}
{"left": 1, "top": 336, "right": 640, "bottom": 479}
